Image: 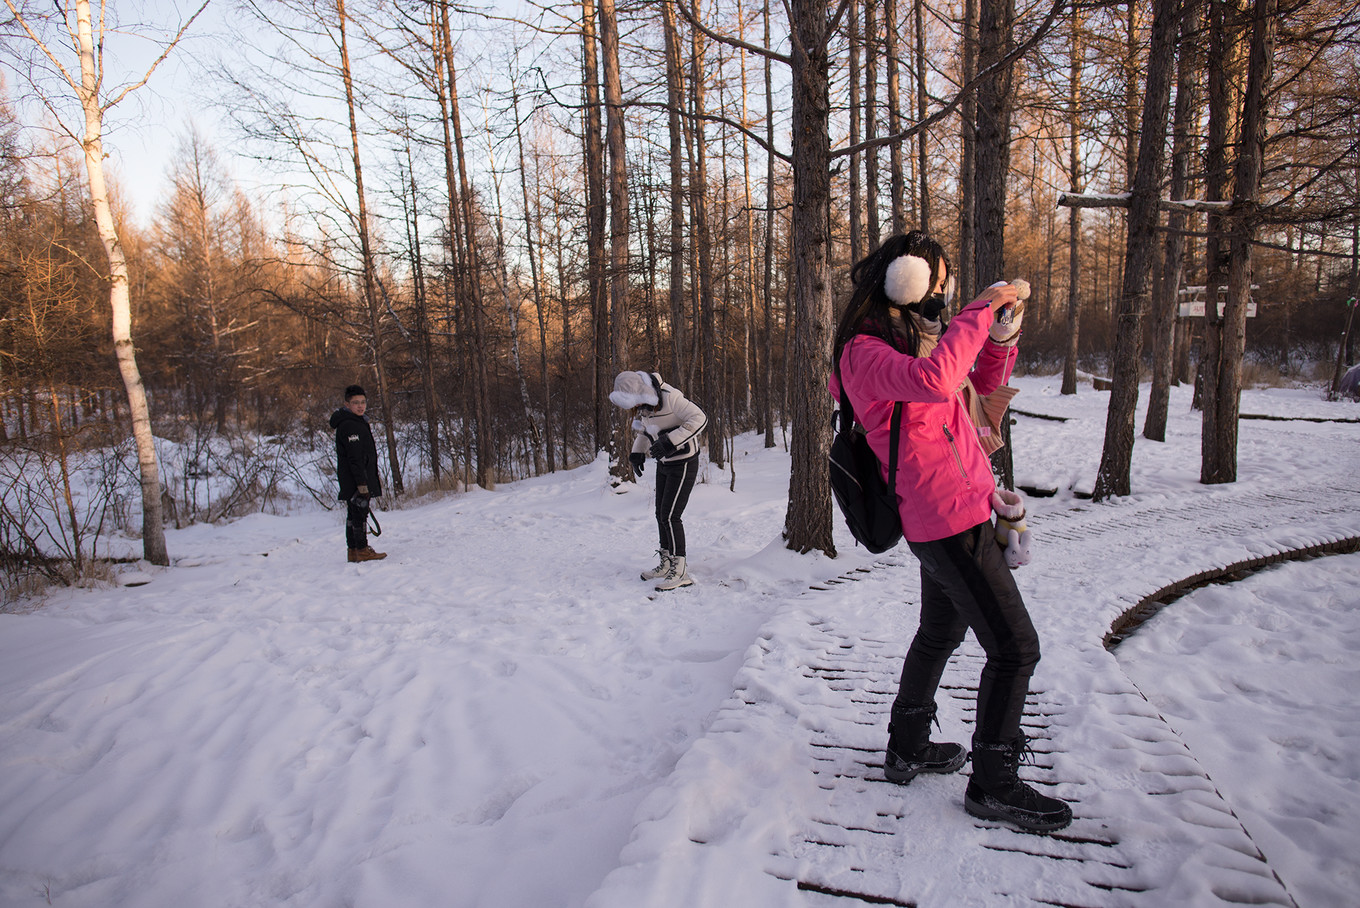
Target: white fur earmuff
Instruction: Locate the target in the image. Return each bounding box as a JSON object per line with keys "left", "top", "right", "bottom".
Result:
{"left": 884, "top": 254, "right": 933, "bottom": 306}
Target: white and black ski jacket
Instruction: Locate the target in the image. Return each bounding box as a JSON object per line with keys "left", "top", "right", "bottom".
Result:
{"left": 630, "top": 374, "right": 708, "bottom": 463}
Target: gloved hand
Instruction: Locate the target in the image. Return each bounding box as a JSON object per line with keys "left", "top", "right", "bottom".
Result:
{"left": 629, "top": 452, "right": 646, "bottom": 476}
{"left": 649, "top": 435, "right": 677, "bottom": 459}
{"left": 357, "top": 485, "right": 370, "bottom": 496}
{"left": 989, "top": 278, "right": 1029, "bottom": 344}
{"left": 990, "top": 489, "right": 1031, "bottom": 568}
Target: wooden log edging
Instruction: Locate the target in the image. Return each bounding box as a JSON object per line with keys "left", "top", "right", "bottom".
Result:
{"left": 1104, "top": 534, "right": 1360, "bottom": 649}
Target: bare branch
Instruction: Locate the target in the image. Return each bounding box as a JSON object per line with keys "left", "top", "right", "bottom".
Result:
{"left": 104, "top": 1, "right": 212, "bottom": 109}
{"left": 1, "top": 0, "right": 81, "bottom": 92}
{"left": 674, "top": 0, "right": 790, "bottom": 65}
{"left": 833, "top": 0, "right": 1069, "bottom": 158}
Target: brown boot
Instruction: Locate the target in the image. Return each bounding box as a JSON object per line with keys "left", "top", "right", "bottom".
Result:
{"left": 350, "top": 546, "right": 387, "bottom": 562}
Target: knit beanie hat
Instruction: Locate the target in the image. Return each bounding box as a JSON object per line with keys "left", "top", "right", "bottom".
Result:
{"left": 609, "top": 371, "right": 660, "bottom": 409}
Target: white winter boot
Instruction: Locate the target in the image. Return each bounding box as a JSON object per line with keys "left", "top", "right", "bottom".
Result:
{"left": 654, "top": 556, "right": 693, "bottom": 591}
{"left": 641, "top": 550, "right": 673, "bottom": 581}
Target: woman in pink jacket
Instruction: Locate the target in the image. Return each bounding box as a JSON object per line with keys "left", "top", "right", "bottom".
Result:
{"left": 830, "top": 231, "right": 1070, "bottom": 833}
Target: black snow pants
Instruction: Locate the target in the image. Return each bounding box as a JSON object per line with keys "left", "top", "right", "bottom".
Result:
{"left": 894, "top": 521, "right": 1041, "bottom": 743}
{"left": 655, "top": 454, "right": 698, "bottom": 557}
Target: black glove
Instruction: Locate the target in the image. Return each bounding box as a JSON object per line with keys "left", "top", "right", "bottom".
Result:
{"left": 352, "top": 494, "right": 369, "bottom": 510}
{"left": 649, "top": 435, "right": 677, "bottom": 459}
{"left": 629, "top": 452, "right": 646, "bottom": 476}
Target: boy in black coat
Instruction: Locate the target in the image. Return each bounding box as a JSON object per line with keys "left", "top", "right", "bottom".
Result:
{"left": 329, "top": 385, "right": 387, "bottom": 562}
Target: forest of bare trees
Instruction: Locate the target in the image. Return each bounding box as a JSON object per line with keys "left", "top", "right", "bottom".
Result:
{"left": 1, "top": 0, "right": 1358, "bottom": 595}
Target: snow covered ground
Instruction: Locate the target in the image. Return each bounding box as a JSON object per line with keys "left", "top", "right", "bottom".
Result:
{"left": 1, "top": 375, "right": 1357, "bottom": 907}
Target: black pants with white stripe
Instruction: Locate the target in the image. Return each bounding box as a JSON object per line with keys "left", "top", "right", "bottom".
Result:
{"left": 655, "top": 454, "right": 698, "bottom": 557}
{"left": 894, "top": 522, "right": 1041, "bottom": 744}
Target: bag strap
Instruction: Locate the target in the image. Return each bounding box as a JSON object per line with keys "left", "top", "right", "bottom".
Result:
{"left": 837, "top": 388, "right": 902, "bottom": 496}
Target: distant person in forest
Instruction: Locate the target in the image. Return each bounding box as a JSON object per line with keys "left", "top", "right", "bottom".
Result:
{"left": 829, "top": 231, "right": 1070, "bottom": 833}
{"left": 330, "top": 385, "right": 387, "bottom": 563}
{"left": 610, "top": 371, "right": 708, "bottom": 591}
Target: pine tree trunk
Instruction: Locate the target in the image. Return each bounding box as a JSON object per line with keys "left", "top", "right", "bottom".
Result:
{"left": 914, "top": 0, "right": 930, "bottom": 233}
{"left": 581, "top": 0, "right": 609, "bottom": 455}
{"left": 1208, "top": 0, "right": 1276, "bottom": 483}
{"left": 1092, "top": 0, "right": 1179, "bottom": 501}
{"left": 973, "top": 0, "right": 1014, "bottom": 286}
{"left": 1061, "top": 11, "right": 1083, "bottom": 396}
{"left": 848, "top": 0, "right": 863, "bottom": 265}
{"left": 783, "top": 0, "right": 836, "bottom": 556}
{"left": 599, "top": 0, "right": 632, "bottom": 478}
{"left": 863, "top": 0, "right": 881, "bottom": 248}
{"left": 1200, "top": 0, "right": 1246, "bottom": 481}
{"left": 691, "top": 21, "right": 724, "bottom": 466}
{"left": 958, "top": 0, "right": 979, "bottom": 303}
{"left": 1144, "top": 0, "right": 1200, "bottom": 440}
{"left": 885, "top": 0, "right": 905, "bottom": 234}
{"left": 662, "top": 0, "right": 687, "bottom": 384}
{"left": 762, "top": 0, "right": 778, "bottom": 448}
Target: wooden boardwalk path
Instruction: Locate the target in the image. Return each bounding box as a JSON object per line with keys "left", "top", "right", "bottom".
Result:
{"left": 588, "top": 476, "right": 1360, "bottom": 908}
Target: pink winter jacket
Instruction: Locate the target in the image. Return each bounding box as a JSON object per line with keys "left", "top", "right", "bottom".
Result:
{"left": 829, "top": 299, "right": 1018, "bottom": 543}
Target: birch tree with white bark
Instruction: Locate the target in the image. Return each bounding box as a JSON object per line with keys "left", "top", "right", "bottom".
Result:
{"left": 1, "top": 0, "right": 210, "bottom": 566}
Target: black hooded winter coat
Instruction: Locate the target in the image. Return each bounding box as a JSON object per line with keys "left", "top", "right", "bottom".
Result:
{"left": 330, "top": 407, "right": 382, "bottom": 501}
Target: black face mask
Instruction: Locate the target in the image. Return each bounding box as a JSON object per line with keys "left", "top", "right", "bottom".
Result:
{"left": 921, "top": 293, "right": 949, "bottom": 321}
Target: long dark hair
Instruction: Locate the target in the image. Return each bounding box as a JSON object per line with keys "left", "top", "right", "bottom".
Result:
{"left": 832, "top": 231, "right": 950, "bottom": 372}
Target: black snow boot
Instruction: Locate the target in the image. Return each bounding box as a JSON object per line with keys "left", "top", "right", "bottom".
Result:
{"left": 965, "top": 735, "right": 1072, "bottom": 833}
{"left": 884, "top": 703, "right": 967, "bottom": 785}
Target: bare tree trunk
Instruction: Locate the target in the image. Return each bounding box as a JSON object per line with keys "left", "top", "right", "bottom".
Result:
{"left": 581, "top": 0, "right": 609, "bottom": 454}
{"left": 599, "top": 0, "right": 632, "bottom": 478}
{"left": 973, "top": 0, "right": 1015, "bottom": 287}
{"left": 486, "top": 116, "right": 542, "bottom": 477}
{"left": 885, "top": 0, "right": 905, "bottom": 233}
{"left": 552, "top": 161, "right": 574, "bottom": 464}
{"left": 691, "top": 18, "right": 724, "bottom": 466}
{"left": 402, "top": 144, "right": 442, "bottom": 481}
{"left": 514, "top": 86, "right": 555, "bottom": 473}
{"left": 662, "top": 0, "right": 687, "bottom": 383}
{"left": 1144, "top": 0, "right": 1199, "bottom": 440}
{"left": 783, "top": 0, "right": 835, "bottom": 555}
{"left": 338, "top": 0, "right": 404, "bottom": 496}
{"left": 762, "top": 0, "right": 778, "bottom": 448}
{"left": 63, "top": 0, "right": 171, "bottom": 564}
{"left": 739, "top": 3, "right": 757, "bottom": 422}
{"left": 863, "top": 0, "right": 881, "bottom": 247}
{"left": 914, "top": 0, "right": 931, "bottom": 233}
{"left": 1199, "top": 0, "right": 1245, "bottom": 478}
{"left": 849, "top": 0, "right": 863, "bottom": 265}
{"left": 958, "top": 0, "right": 979, "bottom": 303}
{"left": 1060, "top": 11, "right": 1083, "bottom": 396}
{"left": 1205, "top": 0, "right": 1276, "bottom": 483}
{"left": 437, "top": 0, "right": 495, "bottom": 488}
{"left": 1092, "top": 0, "right": 1179, "bottom": 501}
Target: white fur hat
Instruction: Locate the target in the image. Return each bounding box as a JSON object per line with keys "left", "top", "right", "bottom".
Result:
{"left": 609, "top": 370, "right": 659, "bottom": 409}
{"left": 884, "top": 254, "right": 933, "bottom": 306}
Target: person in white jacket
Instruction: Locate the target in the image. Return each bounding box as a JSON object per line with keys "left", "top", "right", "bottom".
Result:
{"left": 609, "top": 371, "right": 708, "bottom": 591}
